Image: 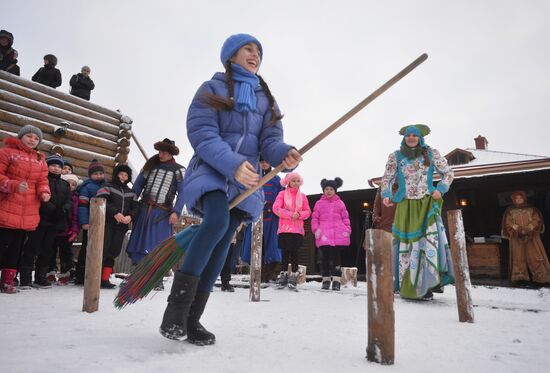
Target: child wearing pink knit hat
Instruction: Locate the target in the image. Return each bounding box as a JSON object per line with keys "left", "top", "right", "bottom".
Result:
{"left": 272, "top": 172, "right": 311, "bottom": 289}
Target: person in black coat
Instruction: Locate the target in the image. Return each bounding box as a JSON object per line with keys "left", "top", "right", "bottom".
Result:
{"left": 0, "top": 29, "right": 19, "bottom": 75}
{"left": 95, "top": 164, "right": 139, "bottom": 288}
{"left": 19, "top": 154, "right": 73, "bottom": 288}
{"left": 70, "top": 66, "right": 95, "bottom": 101}
{"left": 32, "top": 54, "right": 62, "bottom": 88}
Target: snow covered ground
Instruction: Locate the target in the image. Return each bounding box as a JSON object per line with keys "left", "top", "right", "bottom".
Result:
{"left": 1, "top": 278, "right": 549, "bottom": 373}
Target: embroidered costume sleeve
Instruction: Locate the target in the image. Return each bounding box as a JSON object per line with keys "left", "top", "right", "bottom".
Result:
{"left": 432, "top": 148, "right": 454, "bottom": 195}
{"left": 381, "top": 152, "right": 397, "bottom": 199}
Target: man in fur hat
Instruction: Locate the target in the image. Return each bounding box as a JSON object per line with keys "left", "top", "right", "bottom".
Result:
{"left": 31, "top": 54, "right": 62, "bottom": 88}
{"left": 125, "top": 139, "right": 186, "bottom": 289}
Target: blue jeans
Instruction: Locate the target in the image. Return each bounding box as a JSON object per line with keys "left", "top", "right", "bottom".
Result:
{"left": 179, "top": 191, "right": 245, "bottom": 293}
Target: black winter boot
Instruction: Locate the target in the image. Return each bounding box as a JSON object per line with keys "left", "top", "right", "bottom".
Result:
{"left": 159, "top": 272, "right": 200, "bottom": 341}
{"left": 187, "top": 292, "right": 216, "bottom": 346}
{"left": 19, "top": 267, "right": 33, "bottom": 288}
{"left": 321, "top": 277, "right": 331, "bottom": 290}
{"left": 33, "top": 268, "right": 52, "bottom": 288}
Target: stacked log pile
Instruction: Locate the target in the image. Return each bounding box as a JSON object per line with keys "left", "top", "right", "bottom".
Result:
{"left": 0, "top": 70, "right": 133, "bottom": 180}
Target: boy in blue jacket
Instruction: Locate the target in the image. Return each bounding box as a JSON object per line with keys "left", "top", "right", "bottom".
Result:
{"left": 74, "top": 159, "right": 105, "bottom": 284}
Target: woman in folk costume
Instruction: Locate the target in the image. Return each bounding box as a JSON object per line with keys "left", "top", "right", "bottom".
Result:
{"left": 159, "top": 34, "right": 301, "bottom": 344}
{"left": 126, "top": 138, "right": 185, "bottom": 266}
{"left": 501, "top": 191, "right": 550, "bottom": 285}
{"left": 381, "top": 124, "right": 455, "bottom": 300}
{"left": 272, "top": 172, "right": 311, "bottom": 289}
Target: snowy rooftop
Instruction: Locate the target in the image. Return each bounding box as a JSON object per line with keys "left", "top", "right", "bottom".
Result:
{"left": 459, "top": 148, "right": 548, "bottom": 167}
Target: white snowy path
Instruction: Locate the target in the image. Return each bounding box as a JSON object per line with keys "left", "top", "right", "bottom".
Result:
{"left": 1, "top": 279, "right": 549, "bottom": 373}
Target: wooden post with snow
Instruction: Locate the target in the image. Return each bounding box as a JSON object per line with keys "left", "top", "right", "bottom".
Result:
{"left": 446, "top": 210, "right": 475, "bottom": 323}
{"left": 364, "top": 229, "right": 394, "bottom": 365}
{"left": 249, "top": 215, "right": 263, "bottom": 302}
{"left": 82, "top": 198, "right": 106, "bottom": 313}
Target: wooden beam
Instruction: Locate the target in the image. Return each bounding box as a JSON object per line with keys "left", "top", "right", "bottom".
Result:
{"left": 0, "top": 69, "right": 123, "bottom": 121}
{"left": 249, "top": 216, "right": 263, "bottom": 302}
{"left": 0, "top": 89, "right": 119, "bottom": 135}
{"left": 0, "top": 99, "right": 118, "bottom": 141}
{"left": 0, "top": 79, "right": 120, "bottom": 126}
{"left": 364, "top": 229, "right": 394, "bottom": 365}
{"left": 0, "top": 120, "right": 115, "bottom": 156}
{"left": 0, "top": 110, "right": 117, "bottom": 152}
{"left": 82, "top": 198, "right": 105, "bottom": 313}
{"left": 446, "top": 210, "right": 475, "bottom": 323}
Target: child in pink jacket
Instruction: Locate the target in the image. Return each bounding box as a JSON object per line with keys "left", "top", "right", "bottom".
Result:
{"left": 272, "top": 172, "right": 311, "bottom": 289}
{"left": 311, "top": 177, "right": 351, "bottom": 291}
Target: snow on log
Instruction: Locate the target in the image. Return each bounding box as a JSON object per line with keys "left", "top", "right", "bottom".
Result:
{"left": 446, "top": 210, "right": 475, "bottom": 323}
{"left": 249, "top": 215, "right": 263, "bottom": 302}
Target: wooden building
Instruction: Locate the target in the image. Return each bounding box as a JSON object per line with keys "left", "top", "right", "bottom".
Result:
{"left": 0, "top": 70, "right": 139, "bottom": 179}
{"left": 301, "top": 136, "right": 550, "bottom": 284}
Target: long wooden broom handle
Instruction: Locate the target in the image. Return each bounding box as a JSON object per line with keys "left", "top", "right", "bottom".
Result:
{"left": 229, "top": 53, "right": 428, "bottom": 210}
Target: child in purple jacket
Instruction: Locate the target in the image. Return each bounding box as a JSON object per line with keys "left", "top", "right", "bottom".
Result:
{"left": 311, "top": 178, "right": 351, "bottom": 291}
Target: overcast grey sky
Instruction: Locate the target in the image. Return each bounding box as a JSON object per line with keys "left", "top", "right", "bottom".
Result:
{"left": 4, "top": 0, "right": 550, "bottom": 194}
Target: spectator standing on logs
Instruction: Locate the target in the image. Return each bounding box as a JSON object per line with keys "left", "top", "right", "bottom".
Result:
{"left": 32, "top": 54, "right": 62, "bottom": 89}
{"left": 381, "top": 124, "right": 455, "bottom": 300}
{"left": 0, "top": 125, "right": 50, "bottom": 294}
{"left": 69, "top": 66, "right": 95, "bottom": 101}
{"left": 0, "top": 29, "right": 19, "bottom": 75}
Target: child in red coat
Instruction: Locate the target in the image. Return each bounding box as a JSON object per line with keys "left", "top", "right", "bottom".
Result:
{"left": 0, "top": 125, "right": 50, "bottom": 293}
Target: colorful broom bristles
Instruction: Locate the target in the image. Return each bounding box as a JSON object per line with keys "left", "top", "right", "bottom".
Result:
{"left": 113, "top": 225, "right": 198, "bottom": 309}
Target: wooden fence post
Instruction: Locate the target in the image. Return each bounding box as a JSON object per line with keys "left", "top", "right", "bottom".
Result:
{"left": 249, "top": 216, "right": 263, "bottom": 302}
{"left": 364, "top": 229, "right": 394, "bottom": 365}
{"left": 446, "top": 209, "right": 475, "bottom": 323}
{"left": 82, "top": 198, "right": 105, "bottom": 313}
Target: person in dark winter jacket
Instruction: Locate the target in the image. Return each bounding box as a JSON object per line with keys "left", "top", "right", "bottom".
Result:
{"left": 74, "top": 159, "right": 106, "bottom": 284}
{"left": 49, "top": 173, "right": 80, "bottom": 285}
{"left": 69, "top": 66, "right": 95, "bottom": 101}
{"left": 0, "top": 125, "right": 50, "bottom": 294}
{"left": 0, "top": 29, "right": 19, "bottom": 75}
{"left": 31, "top": 54, "right": 62, "bottom": 88}
{"left": 159, "top": 33, "right": 301, "bottom": 345}
{"left": 95, "top": 164, "right": 139, "bottom": 289}
{"left": 19, "top": 154, "right": 72, "bottom": 288}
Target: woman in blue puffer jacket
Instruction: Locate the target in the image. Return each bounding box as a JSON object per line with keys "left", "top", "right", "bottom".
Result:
{"left": 160, "top": 34, "right": 302, "bottom": 345}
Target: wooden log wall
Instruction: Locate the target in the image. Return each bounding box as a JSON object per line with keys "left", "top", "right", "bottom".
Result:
{"left": 0, "top": 70, "right": 133, "bottom": 181}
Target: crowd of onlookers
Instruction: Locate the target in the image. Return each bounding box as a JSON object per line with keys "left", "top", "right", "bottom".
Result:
{"left": 0, "top": 29, "right": 95, "bottom": 100}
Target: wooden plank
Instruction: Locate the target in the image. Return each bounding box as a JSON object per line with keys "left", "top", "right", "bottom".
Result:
{"left": 0, "top": 89, "right": 119, "bottom": 134}
{"left": 82, "top": 198, "right": 105, "bottom": 313}
{"left": 0, "top": 99, "right": 118, "bottom": 141}
{"left": 249, "top": 215, "right": 263, "bottom": 302}
{"left": 0, "top": 119, "right": 116, "bottom": 156}
{"left": 0, "top": 70, "right": 123, "bottom": 121}
{"left": 364, "top": 229, "right": 394, "bottom": 365}
{"left": 447, "top": 210, "right": 475, "bottom": 323}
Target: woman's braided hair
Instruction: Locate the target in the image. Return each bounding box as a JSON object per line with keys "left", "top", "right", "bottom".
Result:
{"left": 200, "top": 62, "right": 283, "bottom": 125}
